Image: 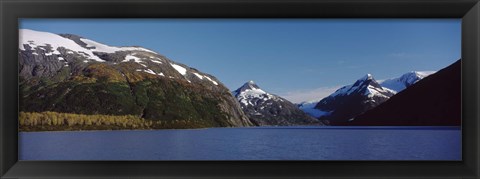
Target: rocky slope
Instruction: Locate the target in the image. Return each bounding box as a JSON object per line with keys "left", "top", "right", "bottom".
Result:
{"left": 19, "top": 29, "right": 253, "bottom": 128}
{"left": 352, "top": 60, "right": 461, "bottom": 126}
{"left": 233, "top": 81, "right": 321, "bottom": 126}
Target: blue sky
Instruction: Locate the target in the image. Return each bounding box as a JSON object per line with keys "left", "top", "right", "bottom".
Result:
{"left": 20, "top": 19, "right": 461, "bottom": 103}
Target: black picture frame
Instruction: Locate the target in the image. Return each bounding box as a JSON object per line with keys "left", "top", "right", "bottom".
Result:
{"left": 1, "top": 0, "right": 479, "bottom": 178}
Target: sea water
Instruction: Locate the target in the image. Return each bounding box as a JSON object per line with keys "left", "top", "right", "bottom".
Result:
{"left": 19, "top": 126, "right": 461, "bottom": 160}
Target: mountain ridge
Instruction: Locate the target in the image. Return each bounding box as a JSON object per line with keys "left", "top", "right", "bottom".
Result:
{"left": 19, "top": 29, "right": 253, "bottom": 129}
{"left": 379, "top": 71, "right": 435, "bottom": 92}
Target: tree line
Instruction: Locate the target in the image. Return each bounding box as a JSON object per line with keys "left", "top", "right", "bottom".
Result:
{"left": 19, "top": 111, "right": 212, "bottom": 131}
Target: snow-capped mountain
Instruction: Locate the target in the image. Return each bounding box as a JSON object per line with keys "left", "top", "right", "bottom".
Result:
{"left": 233, "top": 81, "right": 321, "bottom": 126}
{"left": 379, "top": 71, "right": 436, "bottom": 92}
{"left": 312, "top": 74, "right": 396, "bottom": 125}
{"left": 354, "top": 60, "right": 460, "bottom": 126}
{"left": 19, "top": 29, "right": 222, "bottom": 87}
{"left": 19, "top": 29, "right": 253, "bottom": 128}
{"left": 298, "top": 71, "right": 436, "bottom": 124}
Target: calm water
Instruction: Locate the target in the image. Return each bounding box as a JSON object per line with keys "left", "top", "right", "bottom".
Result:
{"left": 19, "top": 126, "right": 461, "bottom": 160}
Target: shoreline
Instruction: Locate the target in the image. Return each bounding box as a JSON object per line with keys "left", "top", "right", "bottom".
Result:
{"left": 19, "top": 125, "right": 462, "bottom": 133}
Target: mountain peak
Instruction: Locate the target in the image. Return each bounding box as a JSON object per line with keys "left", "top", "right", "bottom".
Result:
{"left": 314, "top": 73, "right": 396, "bottom": 124}
{"left": 328, "top": 73, "right": 386, "bottom": 99}
{"left": 232, "top": 81, "right": 321, "bottom": 126}
{"left": 233, "top": 81, "right": 264, "bottom": 97}
{"left": 353, "top": 73, "right": 381, "bottom": 89}
{"left": 238, "top": 80, "right": 261, "bottom": 91}
{"left": 362, "top": 73, "right": 373, "bottom": 80}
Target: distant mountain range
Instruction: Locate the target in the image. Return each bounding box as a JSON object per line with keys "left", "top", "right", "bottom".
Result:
{"left": 232, "top": 81, "right": 321, "bottom": 126}
{"left": 353, "top": 60, "right": 461, "bottom": 126}
{"left": 298, "top": 71, "right": 437, "bottom": 125}
{"left": 233, "top": 69, "right": 447, "bottom": 126}
{"left": 19, "top": 29, "right": 460, "bottom": 129}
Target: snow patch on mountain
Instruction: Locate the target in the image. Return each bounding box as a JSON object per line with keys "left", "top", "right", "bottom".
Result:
{"left": 297, "top": 100, "right": 332, "bottom": 118}
{"left": 150, "top": 59, "right": 163, "bottom": 64}
{"left": 204, "top": 76, "right": 219, "bottom": 85}
{"left": 330, "top": 84, "right": 353, "bottom": 97}
{"left": 20, "top": 29, "right": 223, "bottom": 88}
{"left": 365, "top": 84, "right": 396, "bottom": 98}
{"left": 148, "top": 56, "right": 164, "bottom": 63}
{"left": 124, "top": 54, "right": 141, "bottom": 62}
{"left": 19, "top": 29, "right": 105, "bottom": 62}
{"left": 136, "top": 68, "right": 163, "bottom": 76}
{"left": 380, "top": 71, "right": 436, "bottom": 92}
{"left": 19, "top": 29, "right": 158, "bottom": 63}
{"left": 170, "top": 63, "right": 187, "bottom": 75}
{"left": 233, "top": 81, "right": 275, "bottom": 106}
{"left": 237, "top": 88, "right": 273, "bottom": 106}
{"left": 144, "top": 69, "right": 157, "bottom": 75}
{"left": 80, "top": 38, "right": 157, "bottom": 54}
{"left": 192, "top": 72, "right": 218, "bottom": 85}
{"left": 193, "top": 72, "right": 204, "bottom": 79}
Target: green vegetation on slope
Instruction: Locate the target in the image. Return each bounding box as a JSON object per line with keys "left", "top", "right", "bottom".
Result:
{"left": 19, "top": 59, "right": 251, "bottom": 131}
{"left": 20, "top": 70, "right": 236, "bottom": 129}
